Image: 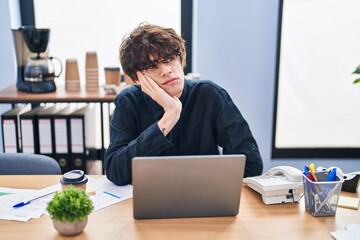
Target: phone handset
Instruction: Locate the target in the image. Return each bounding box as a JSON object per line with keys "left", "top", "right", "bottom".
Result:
{"left": 268, "top": 166, "right": 303, "bottom": 182}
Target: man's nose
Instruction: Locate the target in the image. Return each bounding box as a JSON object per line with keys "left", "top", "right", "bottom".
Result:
{"left": 159, "top": 63, "right": 172, "bottom": 76}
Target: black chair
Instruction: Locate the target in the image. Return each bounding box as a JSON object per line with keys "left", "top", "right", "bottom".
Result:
{"left": 0, "top": 153, "right": 61, "bottom": 175}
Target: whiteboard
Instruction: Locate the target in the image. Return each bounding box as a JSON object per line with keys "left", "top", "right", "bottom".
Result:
{"left": 274, "top": 0, "right": 360, "bottom": 157}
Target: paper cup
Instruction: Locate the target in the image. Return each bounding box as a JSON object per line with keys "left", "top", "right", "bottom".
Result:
{"left": 65, "top": 59, "right": 80, "bottom": 80}
{"left": 85, "top": 52, "right": 98, "bottom": 69}
{"left": 60, "top": 170, "right": 88, "bottom": 191}
{"left": 104, "top": 67, "right": 120, "bottom": 85}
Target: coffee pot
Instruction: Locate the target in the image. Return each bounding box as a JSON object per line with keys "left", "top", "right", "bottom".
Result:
{"left": 12, "top": 26, "right": 62, "bottom": 93}
{"left": 24, "top": 55, "right": 62, "bottom": 82}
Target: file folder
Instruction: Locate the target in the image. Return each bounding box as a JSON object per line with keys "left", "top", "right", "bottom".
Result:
{"left": 84, "top": 103, "right": 102, "bottom": 160}
{"left": 69, "top": 106, "right": 89, "bottom": 172}
{"left": 20, "top": 105, "right": 49, "bottom": 154}
{"left": 1, "top": 106, "right": 28, "bottom": 153}
{"left": 37, "top": 105, "right": 64, "bottom": 159}
{"left": 53, "top": 106, "right": 74, "bottom": 173}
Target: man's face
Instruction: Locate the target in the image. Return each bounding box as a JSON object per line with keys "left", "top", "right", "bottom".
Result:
{"left": 142, "top": 56, "right": 185, "bottom": 98}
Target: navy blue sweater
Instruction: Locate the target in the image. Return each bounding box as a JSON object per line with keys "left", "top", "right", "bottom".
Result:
{"left": 104, "top": 80, "right": 263, "bottom": 185}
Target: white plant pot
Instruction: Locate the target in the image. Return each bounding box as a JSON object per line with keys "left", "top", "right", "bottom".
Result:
{"left": 52, "top": 217, "right": 88, "bottom": 236}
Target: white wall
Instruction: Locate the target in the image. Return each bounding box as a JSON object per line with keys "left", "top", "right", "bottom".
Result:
{"left": 1, "top": 0, "right": 360, "bottom": 173}
{"left": 195, "top": 0, "right": 360, "bottom": 172}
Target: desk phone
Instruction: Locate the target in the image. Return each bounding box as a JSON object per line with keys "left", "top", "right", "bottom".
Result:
{"left": 244, "top": 166, "right": 304, "bottom": 205}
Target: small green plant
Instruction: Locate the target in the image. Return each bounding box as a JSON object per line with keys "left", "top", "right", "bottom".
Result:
{"left": 352, "top": 65, "right": 360, "bottom": 85}
{"left": 46, "top": 186, "right": 94, "bottom": 223}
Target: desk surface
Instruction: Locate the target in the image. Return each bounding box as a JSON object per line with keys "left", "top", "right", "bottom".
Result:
{"left": 0, "top": 175, "right": 359, "bottom": 240}
{"left": 0, "top": 84, "right": 115, "bottom": 103}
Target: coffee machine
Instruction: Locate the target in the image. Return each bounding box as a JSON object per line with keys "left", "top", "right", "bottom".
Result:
{"left": 12, "top": 26, "right": 62, "bottom": 93}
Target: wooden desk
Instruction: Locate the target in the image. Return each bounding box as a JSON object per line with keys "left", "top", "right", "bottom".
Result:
{"left": 0, "top": 175, "right": 359, "bottom": 240}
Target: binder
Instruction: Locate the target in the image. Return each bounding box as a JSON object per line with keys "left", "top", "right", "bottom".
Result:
{"left": 19, "top": 105, "right": 48, "bottom": 154}
{"left": 37, "top": 105, "right": 64, "bottom": 159}
{"left": 1, "top": 106, "right": 28, "bottom": 153}
{"left": 53, "top": 105, "right": 74, "bottom": 173}
{"left": 84, "top": 103, "right": 102, "bottom": 160}
{"left": 68, "top": 106, "right": 89, "bottom": 172}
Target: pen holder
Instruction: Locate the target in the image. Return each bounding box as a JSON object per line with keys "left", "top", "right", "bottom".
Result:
{"left": 303, "top": 172, "right": 344, "bottom": 216}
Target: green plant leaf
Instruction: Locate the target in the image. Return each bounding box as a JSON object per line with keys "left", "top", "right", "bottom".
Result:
{"left": 353, "top": 78, "right": 360, "bottom": 84}
{"left": 353, "top": 65, "right": 360, "bottom": 74}
{"left": 46, "top": 186, "right": 94, "bottom": 222}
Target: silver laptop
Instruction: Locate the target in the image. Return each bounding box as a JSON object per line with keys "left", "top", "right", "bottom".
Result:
{"left": 132, "top": 155, "right": 246, "bottom": 219}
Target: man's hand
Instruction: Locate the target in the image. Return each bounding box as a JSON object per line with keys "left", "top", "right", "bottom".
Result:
{"left": 136, "top": 72, "right": 182, "bottom": 136}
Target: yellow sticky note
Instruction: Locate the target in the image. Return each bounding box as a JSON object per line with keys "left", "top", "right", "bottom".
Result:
{"left": 86, "top": 185, "right": 96, "bottom": 196}
{"left": 337, "top": 196, "right": 360, "bottom": 210}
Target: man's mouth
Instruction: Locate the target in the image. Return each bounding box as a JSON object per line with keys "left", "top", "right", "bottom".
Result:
{"left": 162, "top": 78, "right": 178, "bottom": 85}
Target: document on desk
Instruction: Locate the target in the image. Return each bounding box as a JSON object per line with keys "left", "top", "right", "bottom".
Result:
{"left": 0, "top": 186, "right": 58, "bottom": 222}
{"left": 89, "top": 176, "right": 133, "bottom": 211}
{"left": 0, "top": 177, "right": 132, "bottom": 222}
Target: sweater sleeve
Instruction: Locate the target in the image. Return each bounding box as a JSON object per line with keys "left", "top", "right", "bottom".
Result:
{"left": 215, "top": 88, "right": 263, "bottom": 177}
{"left": 104, "top": 95, "right": 173, "bottom": 186}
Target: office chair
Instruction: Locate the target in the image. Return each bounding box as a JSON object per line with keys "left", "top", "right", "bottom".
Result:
{"left": 0, "top": 153, "right": 61, "bottom": 175}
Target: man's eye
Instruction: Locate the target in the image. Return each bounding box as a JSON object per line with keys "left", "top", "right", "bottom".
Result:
{"left": 145, "top": 64, "right": 157, "bottom": 70}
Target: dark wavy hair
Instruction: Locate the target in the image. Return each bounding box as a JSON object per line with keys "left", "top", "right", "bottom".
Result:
{"left": 119, "top": 23, "right": 186, "bottom": 82}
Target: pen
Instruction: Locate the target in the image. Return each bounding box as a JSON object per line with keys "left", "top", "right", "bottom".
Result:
{"left": 303, "top": 165, "right": 309, "bottom": 176}
{"left": 308, "top": 163, "right": 318, "bottom": 182}
{"left": 103, "top": 191, "right": 121, "bottom": 199}
{"left": 303, "top": 165, "right": 313, "bottom": 210}
{"left": 13, "top": 191, "right": 56, "bottom": 209}
{"left": 323, "top": 168, "right": 337, "bottom": 197}
{"left": 326, "top": 168, "right": 337, "bottom": 182}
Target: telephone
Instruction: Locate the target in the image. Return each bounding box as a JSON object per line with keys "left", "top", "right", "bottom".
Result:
{"left": 243, "top": 166, "right": 304, "bottom": 205}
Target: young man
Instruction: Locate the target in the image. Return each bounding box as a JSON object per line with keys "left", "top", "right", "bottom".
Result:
{"left": 104, "top": 23, "right": 263, "bottom": 185}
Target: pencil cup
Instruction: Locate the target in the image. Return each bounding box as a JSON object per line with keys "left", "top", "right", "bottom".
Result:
{"left": 303, "top": 172, "right": 344, "bottom": 216}
{"left": 60, "top": 170, "right": 88, "bottom": 191}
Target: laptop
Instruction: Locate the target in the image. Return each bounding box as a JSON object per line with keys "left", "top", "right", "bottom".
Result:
{"left": 132, "top": 154, "right": 246, "bottom": 219}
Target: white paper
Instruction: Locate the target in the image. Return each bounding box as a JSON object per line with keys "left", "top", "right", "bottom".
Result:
{"left": 88, "top": 176, "right": 133, "bottom": 211}
{"left": 0, "top": 177, "right": 133, "bottom": 222}
{"left": 0, "top": 187, "right": 45, "bottom": 222}
{"left": 331, "top": 223, "right": 360, "bottom": 240}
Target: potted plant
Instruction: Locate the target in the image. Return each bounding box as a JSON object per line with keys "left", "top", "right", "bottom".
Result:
{"left": 352, "top": 66, "right": 360, "bottom": 86}
{"left": 46, "top": 185, "right": 94, "bottom": 236}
